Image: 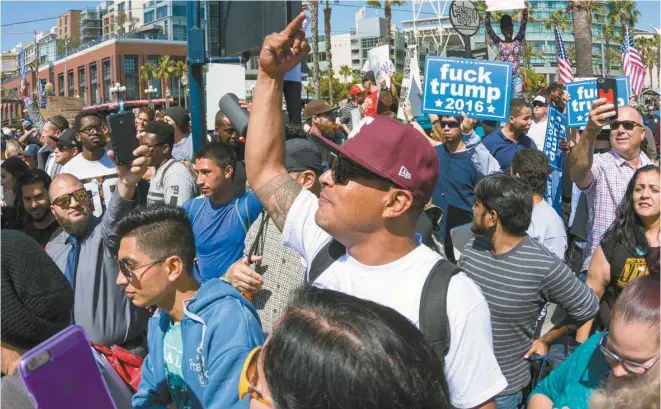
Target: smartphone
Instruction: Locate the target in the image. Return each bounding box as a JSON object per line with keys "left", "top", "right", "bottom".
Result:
{"left": 19, "top": 325, "right": 117, "bottom": 409}
{"left": 218, "top": 93, "right": 249, "bottom": 137}
{"left": 107, "top": 111, "right": 138, "bottom": 165}
{"left": 596, "top": 77, "right": 618, "bottom": 123}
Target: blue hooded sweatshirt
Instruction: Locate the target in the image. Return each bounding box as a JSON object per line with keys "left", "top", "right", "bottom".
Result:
{"left": 133, "top": 279, "right": 264, "bottom": 409}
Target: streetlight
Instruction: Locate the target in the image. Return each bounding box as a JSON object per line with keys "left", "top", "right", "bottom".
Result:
{"left": 144, "top": 85, "right": 157, "bottom": 109}
{"left": 180, "top": 74, "right": 188, "bottom": 108}
{"left": 165, "top": 87, "right": 171, "bottom": 108}
{"left": 110, "top": 82, "right": 126, "bottom": 111}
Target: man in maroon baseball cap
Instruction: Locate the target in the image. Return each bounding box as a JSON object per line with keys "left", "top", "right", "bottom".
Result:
{"left": 244, "top": 14, "right": 506, "bottom": 409}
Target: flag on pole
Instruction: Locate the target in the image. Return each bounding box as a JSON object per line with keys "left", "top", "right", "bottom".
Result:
{"left": 355, "top": 6, "right": 366, "bottom": 31}
{"left": 621, "top": 31, "right": 646, "bottom": 96}
{"left": 554, "top": 26, "right": 574, "bottom": 84}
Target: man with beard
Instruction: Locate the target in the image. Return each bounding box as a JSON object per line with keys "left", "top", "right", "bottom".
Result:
{"left": 18, "top": 169, "right": 60, "bottom": 246}
{"left": 61, "top": 111, "right": 117, "bottom": 217}
{"left": 143, "top": 121, "right": 196, "bottom": 206}
{"left": 482, "top": 98, "right": 536, "bottom": 171}
{"left": 304, "top": 99, "right": 339, "bottom": 163}
{"left": 44, "top": 146, "right": 150, "bottom": 352}
{"left": 458, "top": 173, "right": 598, "bottom": 409}
{"left": 163, "top": 106, "right": 194, "bottom": 162}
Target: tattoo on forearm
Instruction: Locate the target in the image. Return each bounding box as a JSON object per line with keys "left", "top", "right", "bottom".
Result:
{"left": 255, "top": 173, "right": 302, "bottom": 230}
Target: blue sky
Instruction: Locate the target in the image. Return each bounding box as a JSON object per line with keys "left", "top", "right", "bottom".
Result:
{"left": 2, "top": 0, "right": 660, "bottom": 51}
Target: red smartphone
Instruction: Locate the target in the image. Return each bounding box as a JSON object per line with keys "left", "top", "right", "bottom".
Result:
{"left": 19, "top": 325, "right": 117, "bottom": 409}
{"left": 596, "top": 77, "right": 618, "bottom": 124}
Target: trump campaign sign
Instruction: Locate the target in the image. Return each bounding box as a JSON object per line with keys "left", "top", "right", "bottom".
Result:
{"left": 422, "top": 57, "right": 513, "bottom": 121}
{"left": 543, "top": 106, "right": 567, "bottom": 171}
{"left": 566, "top": 76, "right": 631, "bottom": 128}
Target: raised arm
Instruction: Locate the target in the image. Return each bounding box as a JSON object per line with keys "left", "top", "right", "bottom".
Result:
{"left": 570, "top": 98, "right": 614, "bottom": 189}
{"left": 514, "top": 6, "right": 529, "bottom": 42}
{"left": 20, "top": 81, "right": 47, "bottom": 134}
{"left": 484, "top": 12, "right": 502, "bottom": 45}
{"left": 245, "top": 13, "right": 309, "bottom": 231}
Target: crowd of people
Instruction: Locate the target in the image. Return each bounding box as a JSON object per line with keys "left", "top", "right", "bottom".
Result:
{"left": 1, "top": 10, "right": 660, "bottom": 409}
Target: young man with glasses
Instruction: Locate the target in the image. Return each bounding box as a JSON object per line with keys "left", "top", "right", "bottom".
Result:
{"left": 570, "top": 100, "right": 654, "bottom": 277}
{"left": 52, "top": 128, "right": 80, "bottom": 167}
{"left": 45, "top": 146, "right": 150, "bottom": 353}
{"left": 528, "top": 95, "right": 549, "bottom": 149}
{"left": 245, "top": 14, "right": 506, "bottom": 409}
{"left": 143, "top": 121, "right": 196, "bottom": 206}
{"left": 60, "top": 111, "right": 118, "bottom": 217}
{"left": 115, "top": 204, "right": 263, "bottom": 409}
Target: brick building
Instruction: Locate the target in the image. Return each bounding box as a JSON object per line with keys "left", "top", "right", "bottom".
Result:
{"left": 58, "top": 10, "right": 82, "bottom": 43}
{"left": 3, "top": 37, "right": 186, "bottom": 107}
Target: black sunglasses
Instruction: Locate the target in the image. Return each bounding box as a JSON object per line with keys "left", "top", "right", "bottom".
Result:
{"left": 612, "top": 120, "right": 643, "bottom": 131}
{"left": 439, "top": 121, "right": 461, "bottom": 129}
{"left": 329, "top": 153, "right": 382, "bottom": 185}
{"left": 532, "top": 102, "right": 546, "bottom": 108}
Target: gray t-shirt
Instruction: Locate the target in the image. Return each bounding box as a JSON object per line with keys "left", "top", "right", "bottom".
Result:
{"left": 147, "top": 158, "right": 197, "bottom": 207}
{"left": 172, "top": 133, "right": 194, "bottom": 162}
{"left": 527, "top": 199, "right": 567, "bottom": 260}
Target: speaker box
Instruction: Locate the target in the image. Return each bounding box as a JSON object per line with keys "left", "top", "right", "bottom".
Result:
{"left": 214, "top": 1, "right": 303, "bottom": 57}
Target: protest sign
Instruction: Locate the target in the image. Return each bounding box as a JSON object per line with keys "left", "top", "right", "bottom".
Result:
{"left": 422, "top": 56, "right": 512, "bottom": 121}
{"left": 18, "top": 47, "right": 26, "bottom": 81}
{"left": 43, "top": 96, "right": 84, "bottom": 125}
{"left": 397, "top": 46, "right": 423, "bottom": 120}
{"left": 543, "top": 106, "right": 567, "bottom": 171}
{"left": 471, "top": 48, "right": 488, "bottom": 60}
{"left": 449, "top": 1, "right": 480, "bottom": 36}
{"left": 566, "top": 76, "right": 631, "bottom": 128}
{"left": 485, "top": 0, "right": 526, "bottom": 11}
{"left": 362, "top": 45, "right": 395, "bottom": 88}
{"left": 205, "top": 63, "right": 246, "bottom": 131}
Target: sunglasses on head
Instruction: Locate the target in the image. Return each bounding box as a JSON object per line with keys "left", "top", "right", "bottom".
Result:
{"left": 329, "top": 153, "right": 383, "bottom": 185}
{"left": 52, "top": 188, "right": 88, "bottom": 209}
{"left": 439, "top": 120, "right": 461, "bottom": 129}
{"left": 612, "top": 120, "right": 643, "bottom": 131}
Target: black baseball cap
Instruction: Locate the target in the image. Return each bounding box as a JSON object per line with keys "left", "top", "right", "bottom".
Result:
{"left": 285, "top": 138, "right": 324, "bottom": 175}
{"left": 56, "top": 128, "right": 80, "bottom": 149}
{"left": 362, "top": 71, "right": 376, "bottom": 83}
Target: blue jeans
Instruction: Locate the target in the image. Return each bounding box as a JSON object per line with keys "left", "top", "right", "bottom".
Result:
{"left": 512, "top": 75, "right": 523, "bottom": 98}
{"left": 495, "top": 391, "right": 523, "bottom": 409}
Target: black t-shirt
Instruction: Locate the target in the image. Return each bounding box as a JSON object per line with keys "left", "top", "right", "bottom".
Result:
{"left": 20, "top": 219, "right": 61, "bottom": 247}
{"left": 603, "top": 242, "right": 656, "bottom": 304}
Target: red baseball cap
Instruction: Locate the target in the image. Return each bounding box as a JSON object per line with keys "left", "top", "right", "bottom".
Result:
{"left": 312, "top": 116, "right": 439, "bottom": 204}
{"left": 349, "top": 84, "right": 365, "bottom": 96}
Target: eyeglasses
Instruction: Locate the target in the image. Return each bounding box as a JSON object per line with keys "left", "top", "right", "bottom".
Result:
{"left": 117, "top": 257, "right": 168, "bottom": 283}
{"left": 532, "top": 102, "right": 547, "bottom": 108}
{"left": 52, "top": 188, "right": 88, "bottom": 209}
{"left": 329, "top": 153, "right": 383, "bottom": 185}
{"left": 599, "top": 332, "right": 660, "bottom": 375}
{"left": 612, "top": 120, "right": 643, "bottom": 131}
{"left": 145, "top": 142, "right": 166, "bottom": 151}
{"left": 79, "top": 125, "right": 104, "bottom": 134}
{"left": 55, "top": 144, "right": 72, "bottom": 151}
{"left": 238, "top": 347, "right": 273, "bottom": 407}
{"left": 439, "top": 120, "right": 461, "bottom": 129}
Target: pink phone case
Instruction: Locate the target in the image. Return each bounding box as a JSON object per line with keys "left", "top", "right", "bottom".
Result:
{"left": 18, "top": 325, "right": 117, "bottom": 409}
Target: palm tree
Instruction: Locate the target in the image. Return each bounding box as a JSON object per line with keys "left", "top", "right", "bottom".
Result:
{"left": 339, "top": 65, "right": 352, "bottom": 83}
{"left": 567, "top": 1, "right": 594, "bottom": 77}
{"left": 367, "top": 0, "right": 406, "bottom": 57}
{"left": 522, "top": 42, "right": 544, "bottom": 69}
{"left": 140, "top": 61, "right": 155, "bottom": 92}
{"left": 542, "top": 10, "right": 569, "bottom": 32}
{"left": 600, "top": 21, "right": 617, "bottom": 76}
{"left": 309, "top": 1, "right": 320, "bottom": 99}
{"left": 171, "top": 60, "right": 187, "bottom": 105}
{"left": 154, "top": 55, "right": 174, "bottom": 99}
{"left": 608, "top": 0, "right": 640, "bottom": 42}
{"left": 653, "top": 34, "right": 661, "bottom": 89}
{"left": 324, "top": 0, "right": 334, "bottom": 105}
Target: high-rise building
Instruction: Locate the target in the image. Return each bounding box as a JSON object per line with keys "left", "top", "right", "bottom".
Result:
{"left": 139, "top": 0, "right": 190, "bottom": 41}
{"left": 349, "top": 17, "right": 407, "bottom": 74}
{"left": 80, "top": 8, "right": 104, "bottom": 44}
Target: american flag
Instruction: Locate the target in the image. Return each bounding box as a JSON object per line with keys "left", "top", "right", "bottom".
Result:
{"left": 554, "top": 26, "right": 574, "bottom": 84}
{"left": 622, "top": 31, "right": 646, "bottom": 96}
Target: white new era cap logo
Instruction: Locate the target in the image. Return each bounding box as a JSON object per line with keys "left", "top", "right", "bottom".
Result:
{"left": 398, "top": 166, "right": 412, "bottom": 180}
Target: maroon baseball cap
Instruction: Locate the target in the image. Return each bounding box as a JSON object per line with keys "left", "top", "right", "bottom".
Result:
{"left": 312, "top": 116, "right": 439, "bottom": 204}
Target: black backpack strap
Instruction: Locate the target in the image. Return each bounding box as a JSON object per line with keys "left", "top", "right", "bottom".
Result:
{"left": 419, "top": 259, "right": 462, "bottom": 359}
{"left": 307, "top": 239, "right": 346, "bottom": 283}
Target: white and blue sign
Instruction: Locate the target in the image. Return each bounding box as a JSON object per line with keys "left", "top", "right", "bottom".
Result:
{"left": 543, "top": 106, "right": 567, "bottom": 171}
{"left": 18, "top": 47, "right": 26, "bottom": 81}
{"left": 566, "top": 76, "right": 631, "bottom": 128}
{"left": 422, "top": 57, "right": 512, "bottom": 121}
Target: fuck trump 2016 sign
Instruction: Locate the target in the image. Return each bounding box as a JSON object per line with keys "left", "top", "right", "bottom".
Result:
{"left": 422, "top": 57, "right": 512, "bottom": 121}
{"left": 566, "top": 76, "right": 631, "bottom": 128}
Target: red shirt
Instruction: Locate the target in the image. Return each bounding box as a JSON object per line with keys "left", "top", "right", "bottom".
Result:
{"left": 362, "top": 91, "right": 378, "bottom": 116}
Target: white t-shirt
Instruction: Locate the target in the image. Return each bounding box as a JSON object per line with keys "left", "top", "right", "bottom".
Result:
{"left": 282, "top": 189, "right": 507, "bottom": 408}
{"left": 60, "top": 153, "right": 118, "bottom": 217}
{"left": 528, "top": 118, "right": 548, "bottom": 150}
{"left": 527, "top": 199, "right": 567, "bottom": 260}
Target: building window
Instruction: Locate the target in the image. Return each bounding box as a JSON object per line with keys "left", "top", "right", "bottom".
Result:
{"left": 173, "top": 23, "right": 186, "bottom": 41}
{"left": 67, "top": 70, "right": 74, "bottom": 97}
{"left": 58, "top": 73, "right": 65, "bottom": 96}
{"left": 144, "top": 10, "right": 154, "bottom": 24}
{"left": 118, "top": 2, "right": 125, "bottom": 11}
{"left": 124, "top": 56, "right": 139, "bottom": 99}
{"left": 173, "top": 1, "right": 186, "bottom": 17}
{"left": 78, "top": 67, "right": 86, "bottom": 104}
{"left": 90, "top": 63, "right": 98, "bottom": 104}
{"left": 65, "top": 16, "right": 68, "bottom": 25}
{"left": 156, "top": 5, "right": 167, "bottom": 19}
{"left": 103, "top": 58, "right": 111, "bottom": 102}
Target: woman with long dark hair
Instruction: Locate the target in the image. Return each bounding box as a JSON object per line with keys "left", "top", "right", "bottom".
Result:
{"left": 238, "top": 286, "right": 452, "bottom": 409}
{"left": 575, "top": 165, "right": 660, "bottom": 343}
